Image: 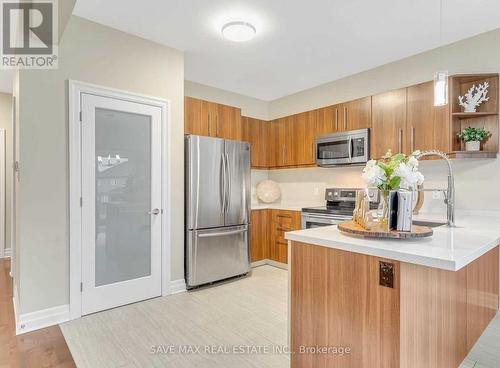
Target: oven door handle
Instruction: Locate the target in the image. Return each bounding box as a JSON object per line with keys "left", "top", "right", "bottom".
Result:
{"left": 303, "top": 213, "right": 350, "bottom": 220}
{"left": 302, "top": 214, "right": 350, "bottom": 223}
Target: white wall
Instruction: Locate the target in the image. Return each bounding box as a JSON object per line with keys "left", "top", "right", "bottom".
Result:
{"left": 270, "top": 28, "right": 500, "bottom": 119}
{"left": 185, "top": 80, "right": 270, "bottom": 120}
{"left": 262, "top": 28, "right": 500, "bottom": 217}
{"left": 17, "top": 16, "right": 184, "bottom": 314}
{"left": 0, "top": 93, "right": 12, "bottom": 255}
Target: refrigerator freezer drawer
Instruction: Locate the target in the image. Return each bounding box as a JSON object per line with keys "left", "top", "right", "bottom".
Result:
{"left": 186, "top": 225, "right": 250, "bottom": 288}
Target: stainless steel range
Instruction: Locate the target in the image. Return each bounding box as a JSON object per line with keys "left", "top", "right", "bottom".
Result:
{"left": 301, "top": 188, "right": 379, "bottom": 229}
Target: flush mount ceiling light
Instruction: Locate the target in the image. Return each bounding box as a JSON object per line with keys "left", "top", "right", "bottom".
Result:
{"left": 221, "top": 21, "right": 256, "bottom": 42}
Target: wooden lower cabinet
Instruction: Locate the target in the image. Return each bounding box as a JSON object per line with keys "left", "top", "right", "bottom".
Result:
{"left": 250, "top": 209, "right": 301, "bottom": 264}
{"left": 270, "top": 210, "right": 301, "bottom": 264}
{"left": 290, "top": 242, "right": 499, "bottom": 368}
{"left": 250, "top": 210, "right": 270, "bottom": 262}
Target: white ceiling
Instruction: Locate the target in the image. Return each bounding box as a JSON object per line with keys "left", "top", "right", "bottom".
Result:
{"left": 0, "top": 71, "right": 13, "bottom": 94}
{"left": 73, "top": 0, "right": 500, "bottom": 101}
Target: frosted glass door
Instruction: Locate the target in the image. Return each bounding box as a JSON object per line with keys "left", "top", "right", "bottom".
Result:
{"left": 81, "top": 93, "right": 162, "bottom": 315}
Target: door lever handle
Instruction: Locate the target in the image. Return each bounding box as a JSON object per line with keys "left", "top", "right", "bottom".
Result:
{"left": 148, "top": 208, "right": 160, "bottom": 215}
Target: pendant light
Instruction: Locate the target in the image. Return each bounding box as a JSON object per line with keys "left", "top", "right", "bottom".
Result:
{"left": 434, "top": 0, "right": 448, "bottom": 106}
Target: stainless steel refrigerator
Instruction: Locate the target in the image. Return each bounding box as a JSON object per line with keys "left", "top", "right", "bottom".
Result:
{"left": 185, "top": 135, "right": 251, "bottom": 288}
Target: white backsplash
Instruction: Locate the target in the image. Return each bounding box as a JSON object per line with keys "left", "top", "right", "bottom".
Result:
{"left": 251, "top": 157, "right": 500, "bottom": 218}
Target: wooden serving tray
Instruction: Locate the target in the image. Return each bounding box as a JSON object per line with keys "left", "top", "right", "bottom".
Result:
{"left": 337, "top": 220, "right": 433, "bottom": 239}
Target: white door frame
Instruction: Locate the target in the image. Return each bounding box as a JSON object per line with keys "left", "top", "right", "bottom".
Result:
{"left": 0, "top": 129, "right": 5, "bottom": 257}
{"left": 69, "top": 80, "right": 171, "bottom": 320}
{"left": 10, "top": 96, "right": 17, "bottom": 275}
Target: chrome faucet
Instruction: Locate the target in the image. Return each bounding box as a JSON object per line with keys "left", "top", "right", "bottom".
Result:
{"left": 415, "top": 150, "right": 455, "bottom": 227}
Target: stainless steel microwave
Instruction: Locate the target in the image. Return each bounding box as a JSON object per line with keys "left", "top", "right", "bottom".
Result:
{"left": 315, "top": 128, "right": 370, "bottom": 166}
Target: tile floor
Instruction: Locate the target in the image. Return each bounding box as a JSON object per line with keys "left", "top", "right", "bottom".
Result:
{"left": 460, "top": 313, "right": 500, "bottom": 368}
{"left": 61, "top": 265, "right": 500, "bottom": 368}
{"left": 61, "top": 265, "right": 289, "bottom": 368}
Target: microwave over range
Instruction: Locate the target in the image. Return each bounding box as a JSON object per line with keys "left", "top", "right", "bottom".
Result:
{"left": 315, "top": 128, "right": 370, "bottom": 167}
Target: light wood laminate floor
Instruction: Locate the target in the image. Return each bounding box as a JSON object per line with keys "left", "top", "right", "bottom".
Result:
{"left": 61, "top": 265, "right": 289, "bottom": 368}
{"left": 0, "top": 259, "right": 75, "bottom": 368}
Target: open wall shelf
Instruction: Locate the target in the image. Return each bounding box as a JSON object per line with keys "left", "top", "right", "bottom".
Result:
{"left": 450, "top": 74, "right": 499, "bottom": 153}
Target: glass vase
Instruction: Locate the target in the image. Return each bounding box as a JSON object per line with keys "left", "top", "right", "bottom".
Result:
{"left": 377, "top": 190, "right": 390, "bottom": 226}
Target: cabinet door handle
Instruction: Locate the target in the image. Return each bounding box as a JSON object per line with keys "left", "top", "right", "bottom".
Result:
{"left": 344, "top": 107, "right": 348, "bottom": 131}
{"left": 398, "top": 128, "right": 403, "bottom": 153}
{"left": 276, "top": 214, "right": 292, "bottom": 219}
{"left": 208, "top": 113, "right": 211, "bottom": 136}
{"left": 311, "top": 142, "right": 315, "bottom": 161}
{"left": 411, "top": 126, "right": 415, "bottom": 153}
{"left": 216, "top": 114, "right": 220, "bottom": 137}
{"left": 335, "top": 108, "right": 339, "bottom": 131}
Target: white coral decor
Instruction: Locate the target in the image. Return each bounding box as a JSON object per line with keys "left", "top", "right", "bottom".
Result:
{"left": 458, "top": 82, "right": 490, "bottom": 113}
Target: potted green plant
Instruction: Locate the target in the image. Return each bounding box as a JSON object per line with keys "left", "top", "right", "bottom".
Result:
{"left": 457, "top": 127, "right": 491, "bottom": 151}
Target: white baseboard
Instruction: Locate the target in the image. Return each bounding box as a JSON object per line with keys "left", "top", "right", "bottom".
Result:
{"left": 0, "top": 248, "right": 10, "bottom": 258}
{"left": 170, "top": 278, "right": 186, "bottom": 294}
{"left": 16, "top": 304, "right": 70, "bottom": 335}
{"left": 12, "top": 284, "right": 19, "bottom": 326}
{"left": 251, "top": 260, "right": 266, "bottom": 267}
{"left": 251, "top": 259, "right": 288, "bottom": 270}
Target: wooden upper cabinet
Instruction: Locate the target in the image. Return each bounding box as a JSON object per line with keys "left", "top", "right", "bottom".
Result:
{"left": 407, "top": 81, "right": 450, "bottom": 154}
{"left": 274, "top": 115, "right": 295, "bottom": 167}
{"left": 184, "top": 97, "right": 209, "bottom": 136}
{"left": 243, "top": 117, "right": 269, "bottom": 169}
{"left": 332, "top": 104, "right": 345, "bottom": 132}
{"left": 268, "top": 120, "right": 278, "bottom": 168}
{"left": 184, "top": 97, "right": 243, "bottom": 140}
{"left": 371, "top": 88, "right": 408, "bottom": 159}
{"left": 344, "top": 97, "right": 372, "bottom": 131}
{"left": 294, "top": 110, "right": 317, "bottom": 165}
{"left": 216, "top": 103, "right": 242, "bottom": 140}
{"left": 316, "top": 106, "right": 338, "bottom": 136}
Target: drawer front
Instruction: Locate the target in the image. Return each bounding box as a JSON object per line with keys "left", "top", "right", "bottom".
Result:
{"left": 272, "top": 210, "right": 299, "bottom": 225}
{"left": 269, "top": 210, "right": 300, "bottom": 264}
{"left": 274, "top": 224, "right": 292, "bottom": 243}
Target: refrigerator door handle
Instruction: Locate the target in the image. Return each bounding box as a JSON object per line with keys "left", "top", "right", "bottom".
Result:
{"left": 225, "top": 152, "right": 231, "bottom": 213}
{"left": 220, "top": 154, "right": 226, "bottom": 215}
{"left": 194, "top": 138, "right": 200, "bottom": 229}
{"left": 198, "top": 228, "right": 247, "bottom": 238}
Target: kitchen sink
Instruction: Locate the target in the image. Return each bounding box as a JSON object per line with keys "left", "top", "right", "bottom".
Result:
{"left": 412, "top": 220, "right": 447, "bottom": 228}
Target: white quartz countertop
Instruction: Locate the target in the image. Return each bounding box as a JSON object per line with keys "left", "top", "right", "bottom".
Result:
{"left": 285, "top": 214, "right": 500, "bottom": 271}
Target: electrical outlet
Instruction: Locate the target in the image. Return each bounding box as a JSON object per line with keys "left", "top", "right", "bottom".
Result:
{"left": 379, "top": 261, "right": 394, "bottom": 288}
{"left": 432, "top": 191, "right": 441, "bottom": 200}
{"left": 313, "top": 187, "right": 320, "bottom": 195}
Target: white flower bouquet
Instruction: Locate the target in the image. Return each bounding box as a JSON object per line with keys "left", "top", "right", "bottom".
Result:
{"left": 362, "top": 150, "right": 424, "bottom": 222}
{"left": 362, "top": 150, "right": 424, "bottom": 191}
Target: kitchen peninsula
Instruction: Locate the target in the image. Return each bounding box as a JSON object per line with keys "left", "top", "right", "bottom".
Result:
{"left": 286, "top": 216, "right": 500, "bottom": 368}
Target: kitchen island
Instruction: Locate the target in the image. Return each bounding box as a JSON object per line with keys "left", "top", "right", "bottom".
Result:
{"left": 285, "top": 215, "right": 500, "bottom": 368}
